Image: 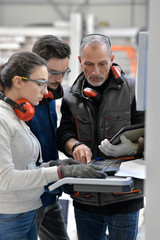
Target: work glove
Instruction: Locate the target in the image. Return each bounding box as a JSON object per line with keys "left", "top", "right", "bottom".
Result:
{"left": 58, "top": 164, "right": 107, "bottom": 179}
{"left": 99, "top": 135, "right": 138, "bottom": 158}
{"left": 49, "top": 158, "right": 80, "bottom": 167}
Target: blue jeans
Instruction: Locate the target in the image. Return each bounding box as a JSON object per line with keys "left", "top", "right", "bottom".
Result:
{"left": 0, "top": 210, "right": 37, "bottom": 240}
{"left": 74, "top": 208, "right": 139, "bottom": 240}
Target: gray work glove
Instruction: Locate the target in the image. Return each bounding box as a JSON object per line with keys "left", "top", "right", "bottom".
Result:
{"left": 49, "top": 158, "right": 80, "bottom": 167}
{"left": 99, "top": 135, "right": 138, "bottom": 157}
{"left": 58, "top": 164, "right": 107, "bottom": 179}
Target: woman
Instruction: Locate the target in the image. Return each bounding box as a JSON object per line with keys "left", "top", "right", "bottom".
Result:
{"left": 0, "top": 51, "right": 105, "bottom": 240}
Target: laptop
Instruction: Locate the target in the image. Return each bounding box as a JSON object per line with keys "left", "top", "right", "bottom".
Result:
{"left": 90, "top": 157, "right": 135, "bottom": 175}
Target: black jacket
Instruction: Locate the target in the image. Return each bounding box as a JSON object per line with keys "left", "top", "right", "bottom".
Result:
{"left": 57, "top": 70, "right": 145, "bottom": 215}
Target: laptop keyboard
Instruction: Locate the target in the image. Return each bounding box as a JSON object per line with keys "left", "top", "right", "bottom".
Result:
{"left": 90, "top": 159, "right": 122, "bottom": 174}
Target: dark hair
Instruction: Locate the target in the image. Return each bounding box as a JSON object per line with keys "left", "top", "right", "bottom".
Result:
{"left": 32, "top": 35, "right": 71, "bottom": 60}
{"left": 1, "top": 51, "right": 47, "bottom": 89}
{"left": 0, "top": 64, "right": 5, "bottom": 91}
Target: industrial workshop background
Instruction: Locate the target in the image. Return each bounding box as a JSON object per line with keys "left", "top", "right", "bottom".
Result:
{"left": 1, "top": 1, "right": 155, "bottom": 240}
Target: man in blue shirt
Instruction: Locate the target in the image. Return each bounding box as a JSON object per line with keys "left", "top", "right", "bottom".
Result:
{"left": 28, "top": 35, "right": 71, "bottom": 240}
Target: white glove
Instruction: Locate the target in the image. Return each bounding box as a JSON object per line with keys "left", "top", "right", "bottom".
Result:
{"left": 98, "top": 135, "right": 138, "bottom": 157}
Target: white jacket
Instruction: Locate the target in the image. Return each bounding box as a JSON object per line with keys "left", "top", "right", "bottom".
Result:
{"left": 0, "top": 101, "right": 59, "bottom": 214}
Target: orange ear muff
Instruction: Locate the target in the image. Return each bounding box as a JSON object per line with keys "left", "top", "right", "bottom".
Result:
{"left": 0, "top": 92, "right": 34, "bottom": 121}
{"left": 111, "top": 64, "right": 124, "bottom": 84}
{"left": 42, "top": 91, "right": 54, "bottom": 104}
{"left": 83, "top": 87, "right": 102, "bottom": 103}
{"left": 14, "top": 99, "right": 35, "bottom": 122}
{"left": 83, "top": 87, "right": 98, "bottom": 98}
{"left": 111, "top": 65, "right": 121, "bottom": 79}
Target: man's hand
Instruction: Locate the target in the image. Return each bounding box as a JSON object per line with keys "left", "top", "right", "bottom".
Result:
{"left": 72, "top": 144, "right": 92, "bottom": 164}
{"left": 98, "top": 135, "right": 138, "bottom": 157}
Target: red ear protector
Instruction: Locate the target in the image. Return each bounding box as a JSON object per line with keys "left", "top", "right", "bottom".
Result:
{"left": 83, "top": 87, "right": 102, "bottom": 103}
{"left": 42, "top": 84, "right": 63, "bottom": 104}
{"left": 83, "top": 87, "right": 98, "bottom": 98}
{"left": 41, "top": 91, "right": 54, "bottom": 104}
{"left": 0, "top": 92, "right": 35, "bottom": 121}
{"left": 41, "top": 84, "right": 64, "bottom": 104}
{"left": 111, "top": 64, "right": 124, "bottom": 84}
{"left": 14, "top": 99, "right": 35, "bottom": 121}
{"left": 112, "top": 65, "right": 121, "bottom": 79}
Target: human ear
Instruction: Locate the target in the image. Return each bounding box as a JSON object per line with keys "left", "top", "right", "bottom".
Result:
{"left": 78, "top": 56, "right": 81, "bottom": 64}
{"left": 111, "top": 55, "right": 115, "bottom": 65}
{"left": 78, "top": 56, "right": 83, "bottom": 70}
{"left": 12, "top": 76, "right": 23, "bottom": 89}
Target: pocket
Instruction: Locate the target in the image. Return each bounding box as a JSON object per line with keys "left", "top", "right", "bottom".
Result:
{"left": 104, "top": 112, "right": 131, "bottom": 139}
{"left": 0, "top": 213, "right": 26, "bottom": 222}
{"left": 76, "top": 117, "right": 91, "bottom": 141}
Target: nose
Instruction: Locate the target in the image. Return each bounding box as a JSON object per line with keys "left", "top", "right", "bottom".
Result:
{"left": 49, "top": 74, "right": 63, "bottom": 84}
{"left": 42, "top": 86, "right": 48, "bottom": 95}
{"left": 92, "top": 65, "right": 100, "bottom": 75}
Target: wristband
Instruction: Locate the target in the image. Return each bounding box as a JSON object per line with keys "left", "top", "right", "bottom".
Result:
{"left": 72, "top": 141, "right": 84, "bottom": 152}
{"left": 58, "top": 166, "right": 62, "bottom": 179}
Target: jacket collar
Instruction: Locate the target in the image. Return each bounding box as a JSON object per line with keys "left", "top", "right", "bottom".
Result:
{"left": 70, "top": 68, "right": 125, "bottom": 96}
{"left": 70, "top": 72, "right": 85, "bottom": 95}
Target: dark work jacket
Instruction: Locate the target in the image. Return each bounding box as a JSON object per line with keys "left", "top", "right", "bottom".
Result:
{"left": 57, "top": 70, "right": 145, "bottom": 214}
{"left": 28, "top": 100, "right": 61, "bottom": 207}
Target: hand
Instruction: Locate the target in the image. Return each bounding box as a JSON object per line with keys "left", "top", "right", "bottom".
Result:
{"left": 49, "top": 158, "right": 80, "bottom": 167}
{"left": 98, "top": 135, "right": 138, "bottom": 157}
{"left": 72, "top": 144, "right": 92, "bottom": 164}
{"left": 58, "top": 164, "right": 107, "bottom": 179}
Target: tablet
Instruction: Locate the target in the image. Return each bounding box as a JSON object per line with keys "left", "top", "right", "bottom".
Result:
{"left": 110, "top": 123, "right": 144, "bottom": 145}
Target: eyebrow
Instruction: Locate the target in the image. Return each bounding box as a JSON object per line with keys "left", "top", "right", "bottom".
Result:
{"left": 99, "top": 60, "right": 108, "bottom": 64}
{"left": 48, "top": 68, "right": 68, "bottom": 72}
{"left": 84, "top": 60, "right": 108, "bottom": 64}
